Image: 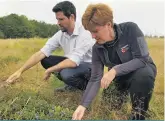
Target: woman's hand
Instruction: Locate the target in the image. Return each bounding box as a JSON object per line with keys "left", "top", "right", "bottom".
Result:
{"left": 101, "top": 68, "right": 116, "bottom": 89}
{"left": 72, "top": 105, "right": 86, "bottom": 120}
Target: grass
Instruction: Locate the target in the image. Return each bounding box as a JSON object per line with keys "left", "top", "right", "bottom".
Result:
{"left": 0, "top": 38, "right": 164, "bottom": 120}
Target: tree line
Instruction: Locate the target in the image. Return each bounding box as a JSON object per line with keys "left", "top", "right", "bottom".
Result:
{"left": 0, "top": 14, "right": 59, "bottom": 39}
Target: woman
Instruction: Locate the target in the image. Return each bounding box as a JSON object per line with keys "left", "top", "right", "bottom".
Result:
{"left": 72, "top": 3, "right": 157, "bottom": 120}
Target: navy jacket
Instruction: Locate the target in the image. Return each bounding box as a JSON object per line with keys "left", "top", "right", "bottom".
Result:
{"left": 81, "top": 22, "right": 156, "bottom": 107}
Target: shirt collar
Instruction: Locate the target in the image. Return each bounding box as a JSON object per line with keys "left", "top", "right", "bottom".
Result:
{"left": 63, "top": 21, "right": 80, "bottom": 36}
{"left": 72, "top": 21, "right": 80, "bottom": 36}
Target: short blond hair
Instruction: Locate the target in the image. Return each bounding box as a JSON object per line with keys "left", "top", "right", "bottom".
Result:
{"left": 82, "top": 3, "right": 113, "bottom": 32}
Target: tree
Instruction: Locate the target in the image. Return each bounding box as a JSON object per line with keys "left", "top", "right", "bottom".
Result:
{"left": 0, "top": 30, "right": 4, "bottom": 38}
{"left": 0, "top": 14, "right": 59, "bottom": 39}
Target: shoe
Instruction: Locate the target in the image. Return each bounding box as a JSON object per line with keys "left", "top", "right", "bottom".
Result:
{"left": 55, "top": 85, "right": 78, "bottom": 92}
{"left": 128, "top": 112, "right": 145, "bottom": 120}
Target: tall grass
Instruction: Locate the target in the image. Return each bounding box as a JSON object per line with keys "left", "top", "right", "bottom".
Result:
{"left": 0, "top": 38, "right": 164, "bottom": 120}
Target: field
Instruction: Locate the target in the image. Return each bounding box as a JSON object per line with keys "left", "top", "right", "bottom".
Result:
{"left": 0, "top": 38, "right": 164, "bottom": 120}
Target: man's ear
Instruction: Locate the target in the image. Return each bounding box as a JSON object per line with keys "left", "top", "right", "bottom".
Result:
{"left": 70, "top": 14, "right": 75, "bottom": 21}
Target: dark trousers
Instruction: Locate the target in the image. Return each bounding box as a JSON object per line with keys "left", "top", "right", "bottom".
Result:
{"left": 104, "top": 63, "right": 157, "bottom": 120}
{"left": 40, "top": 55, "right": 92, "bottom": 90}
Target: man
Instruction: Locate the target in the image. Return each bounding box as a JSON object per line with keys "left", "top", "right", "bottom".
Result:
{"left": 72, "top": 3, "right": 157, "bottom": 120}
{"left": 6, "top": 1, "right": 95, "bottom": 92}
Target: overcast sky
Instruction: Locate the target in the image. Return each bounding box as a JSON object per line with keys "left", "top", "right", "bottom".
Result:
{"left": 0, "top": 0, "right": 164, "bottom": 36}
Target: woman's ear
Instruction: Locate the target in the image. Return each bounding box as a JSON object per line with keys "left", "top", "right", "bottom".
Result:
{"left": 107, "top": 22, "right": 113, "bottom": 30}
{"left": 107, "top": 22, "right": 112, "bottom": 27}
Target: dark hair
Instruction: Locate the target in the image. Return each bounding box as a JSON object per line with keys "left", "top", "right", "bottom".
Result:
{"left": 52, "top": 1, "right": 76, "bottom": 20}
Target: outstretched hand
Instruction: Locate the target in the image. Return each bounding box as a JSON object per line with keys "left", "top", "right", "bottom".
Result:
{"left": 6, "top": 71, "right": 22, "bottom": 84}
{"left": 72, "top": 105, "right": 86, "bottom": 120}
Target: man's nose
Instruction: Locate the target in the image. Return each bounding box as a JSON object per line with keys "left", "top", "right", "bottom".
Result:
{"left": 57, "top": 21, "right": 61, "bottom": 26}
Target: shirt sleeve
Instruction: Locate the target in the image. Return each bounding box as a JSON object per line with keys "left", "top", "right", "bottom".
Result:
{"left": 113, "top": 22, "right": 150, "bottom": 76}
{"left": 40, "top": 31, "right": 61, "bottom": 57}
{"left": 80, "top": 46, "right": 104, "bottom": 107}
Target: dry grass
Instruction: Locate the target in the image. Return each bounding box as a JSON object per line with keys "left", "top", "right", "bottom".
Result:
{"left": 0, "top": 38, "right": 164, "bottom": 120}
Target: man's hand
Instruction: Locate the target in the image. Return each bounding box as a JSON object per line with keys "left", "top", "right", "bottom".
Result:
{"left": 101, "top": 68, "right": 116, "bottom": 89}
{"left": 6, "top": 70, "right": 22, "bottom": 84}
{"left": 43, "top": 69, "right": 52, "bottom": 80}
{"left": 72, "top": 105, "right": 86, "bottom": 120}
{"left": 43, "top": 59, "right": 77, "bottom": 81}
